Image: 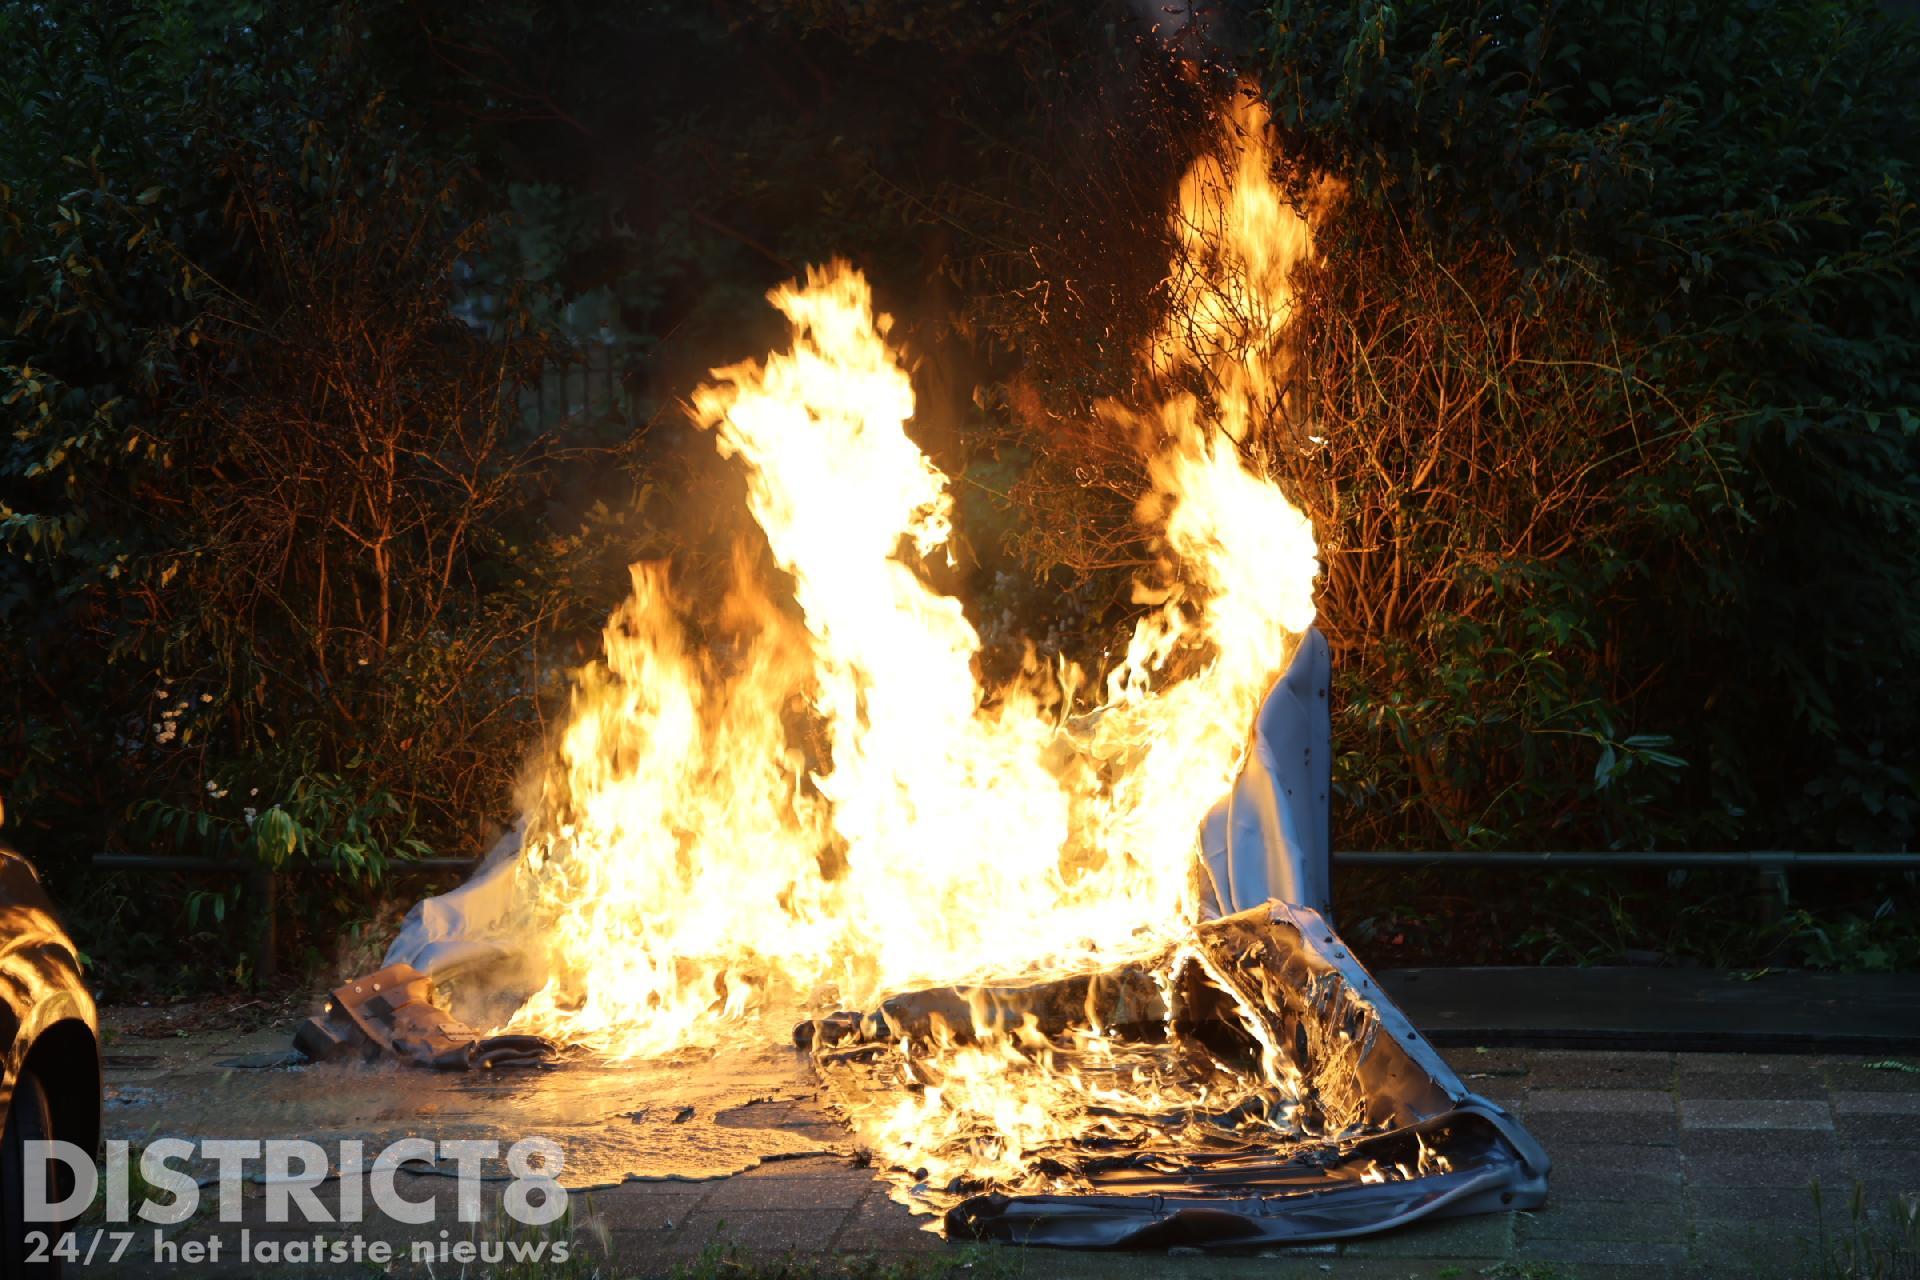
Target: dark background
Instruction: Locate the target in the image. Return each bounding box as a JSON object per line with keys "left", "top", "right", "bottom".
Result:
{"left": 1, "top": 0, "right": 1916, "bottom": 992}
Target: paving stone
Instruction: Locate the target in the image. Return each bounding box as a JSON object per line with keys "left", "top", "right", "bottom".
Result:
{"left": 745, "top": 1154, "right": 874, "bottom": 1176}
{"left": 1682, "top": 1139, "right": 1857, "bottom": 1191}
{"left": 1035, "top": 1257, "right": 1463, "bottom": 1280}
{"left": 1551, "top": 1168, "right": 1688, "bottom": 1204}
{"left": 608, "top": 1226, "right": 730, "bottom": 1275}
{"left": 957, "top": 1252, "right": 1109, "bottom": 1280}
{"left": 1690, "top": 1216, "right": 1824, "bottom": 1271}
{"left": 1830, "top": 1091, "right": 1920, "bottom": 1116}
{"left": 1525, "top": 1050, "right": 1674, "bottom": 1090}
{"left": 93, "top": 1020, "right": 1920, "bottom": 1278}
{"left": 1826, "top": 1060, "right": 1920, "bottom": 1093}
{"left": 1682, "top": 1145, "right": 1857, "bottom": 1194}
{"left": 1528, "top": 1088, "right": 1674, "bottom": 1114}
{"left": 701, "top": 1169, "right": 876, "bottom": 1211}
{"left": 1847, "top": 1178, "right": 1920, "bottom": 1219}
{"left": 1681, "top": 1098, "right": 1832, "bottom": 1130}
{"left": 1691, "top": 1184, "right": 1826, "bottom": 1225}
{"left": 1677, "top": 1052, "right": 1826, "bottom": 1076}
{"left": 1676, "top": 1071, "right": 1829, "bottom": 1100}
{"left": 1333, "top": 1210, "right": 1514, "bottom": 1258}
{"left": 1466, "top": 1078, "right": 1529, "bottom": 1106}
{"left": 1524, "top": 1110, "right": 1679, "bottom": 1146}
{"left": 832, "top": 1189, "right": 946, "bottom": 1253}
{"left": 1284, "top": 1263, "right": 1527, "bottom": 1279}
{"left": 833, "top": 1227, "right": 948, "bottom": 1256}
{"left": 674, "top": 1206, "right": 850, "bottom": 1255}
{"left": 1848, "top": 1191, "right": 1920, "bottom": 1224}
{"left": 1255, "top": 1242, "right": 1340, "bottom": 1256}
{"left": 1450, "top": 1047, "right": 1535, "bottom": 1075}
{"left": 1511, "top": 1235, "right": 1689, "bottom": 1267}
{"left": 1501, "top": 1268, "right": 1676, "bottom": 1280}
{"left": 1517, "top": 1198, "right": 1688, "bottom": 1243}
{"left": 713, "top": 1098, "right": 797, "bottom": 1129}
{"left": 561, "top": 1215, "right": 620, "bottom": 1262}
{"left": 1840, "top": 1148, "right": 1920, "bottom": 1188}
{"left": 1532, "top": 1049, "right": 1678, "bottom": 1071}
{"left": 1682, "top": 1128, "right": 1841, "bottom": 1160}
{"left": 1687, "top": 1257, "right": 1815, "bottom": 1280}
{"left": 578, "top": 1183, "right": 711, "bottom": 1231}
{"left": 1835, "top": 1114, "right": 1920, "bottom": 1149}
{"left": 1549, "top": 1141, "right": 1688, "bottom": 1172}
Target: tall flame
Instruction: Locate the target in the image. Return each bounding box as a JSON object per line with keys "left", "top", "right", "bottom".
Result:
{"left": 500, "top": 93, "right": 1319, "bottom": 1067}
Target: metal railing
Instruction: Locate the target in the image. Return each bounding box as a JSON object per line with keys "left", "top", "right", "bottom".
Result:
{"left": 89, "top": 854, "right": 480, "bottom": 873}
{"left": 1333, "top": 851, "right": 1920, "bottom": 869}
{"left": 88, "top": 847, "right": 1917, "bottom": 983}
{"left": 93, "top": 849, "right": 1920, "bottom": 877}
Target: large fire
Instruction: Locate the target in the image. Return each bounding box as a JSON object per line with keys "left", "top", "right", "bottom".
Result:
{"left": 496, "top": 93, "right": 1321, "bottom": 1188}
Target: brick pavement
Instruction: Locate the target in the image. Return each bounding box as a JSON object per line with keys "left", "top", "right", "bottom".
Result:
{"left": 83, "top": 1027, "right": 1920, "bottom": 1279}
{"left": 566, "top": 1048, "right": 1920, "bottom": 1279}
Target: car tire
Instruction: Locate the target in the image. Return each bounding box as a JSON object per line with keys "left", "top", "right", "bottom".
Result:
{"left": 1, "top": 1068, "right": 62, "bottom": 1279}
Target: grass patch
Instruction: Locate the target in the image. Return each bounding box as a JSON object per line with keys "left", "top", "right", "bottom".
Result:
{"left": 1811, "top": 1179, "right": 1920, "bottom": 1280}
{"left": 1476, "top": 1263, "right": 1575, "bottom": 1280}
{"left": 666, "top": 1233, "right": 1023, "bottom": 1280}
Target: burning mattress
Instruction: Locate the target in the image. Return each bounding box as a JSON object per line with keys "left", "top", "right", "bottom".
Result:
{"left": 801, "top": 901, "right": 1547, "bottom": 1248}
{"left": 318, "top": 629, "right": 1549, "bottom": 1249}
{"left": 302, "top": 94, "right": 1551, "bottom": 1245}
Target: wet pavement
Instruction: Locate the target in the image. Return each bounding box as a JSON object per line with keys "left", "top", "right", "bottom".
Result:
{"left": 70, "top": 1015, "right": 1920, "bottom": 1278}
{"left": 100, "top": 1025, "right": 835, "bottom": 1188}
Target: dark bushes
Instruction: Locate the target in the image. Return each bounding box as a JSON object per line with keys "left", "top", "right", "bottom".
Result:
{"left": 0, "top": 5, "right": 632, "bottom": 983}
{"left": 1252, "top": 0, "right": 1920, "bottom": 851}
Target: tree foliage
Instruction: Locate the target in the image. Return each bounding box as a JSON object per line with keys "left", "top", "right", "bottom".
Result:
{"left": 1252, "top": 0, "right": 1920, "bottom": 850}
{"left": 0, "top": 1, "right": 640, "bottom": 981}
{"left": 1, "top": 0, "right": 1914, "bottom": 987}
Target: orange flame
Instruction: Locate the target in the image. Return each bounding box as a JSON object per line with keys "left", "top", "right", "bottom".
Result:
{"left": 499, "top": 92, "right": 1319, "bottom": 1088}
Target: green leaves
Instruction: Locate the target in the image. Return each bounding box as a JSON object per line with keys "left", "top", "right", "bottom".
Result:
{"left": 251, "top": 806, "right": 298, "bottom": 868}
{"left": 1594, "top": 734, "right": 1687, "bottom": 792}
{"left": 1259, "top": 0, "right": 1920, "bottom": 852}
{"left": 0, "top": 1, "right": 600, "bottom": 986}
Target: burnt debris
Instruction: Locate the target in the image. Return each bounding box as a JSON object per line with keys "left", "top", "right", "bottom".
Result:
{"left": 294, "top": 963, "right": 554, "bottom": 1071}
